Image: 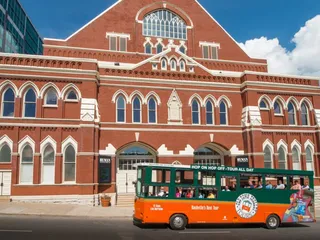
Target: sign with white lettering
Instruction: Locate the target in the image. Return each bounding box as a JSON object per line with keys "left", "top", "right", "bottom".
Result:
{"left": 236, "top": 156, "right": 249, "bottom": 168}
{"left": 99, "top": 156, "right": 111, "bottom": 183}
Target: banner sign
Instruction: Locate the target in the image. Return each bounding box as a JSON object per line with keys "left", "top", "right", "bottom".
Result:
{"left": 235, "top": 155, "right": 249, "bottom": 168}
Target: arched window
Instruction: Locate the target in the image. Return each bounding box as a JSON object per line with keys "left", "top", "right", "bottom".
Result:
{"left": 2, "top": 88, "right": 15, "bottom": 117}
{"left": 274, "top": 101, "right": 281, "bottom": 114}
{"left": 156, "top": 44, "right": 163, "bottom": 54}
{"left": 143, "top": 9, "right": 187, "bottom": 40}
{"left": 179, "top": 46, "right": 186, "bottom": 54}
{"left": 179, "top": 60, "right": 185, "bottom": 71}
{"left": 206, "top": 101, "right": 214, "bottom": 125}
{"left": 133, "top": 97, "right": 141, "bottom": 123}
{"left": 278, "top": 147, "right": 287, "bottom": 169}
{"left": 0, "top": 144, "right": 11, "bottom": 162}
{"left": 219, "top": 101, "right": 227, "bottom": 125}
{"left": 263, "top": 146, "right": 272, "bottom": 169}
{"left": 292, "top": 147, "right": 300, "bottom": 170}
{"left": 161, "top": 58, "right": 167, "bottom": 70}
{"left": 66, "top": 90, "right": 78, "bottom": 100}
{"left": 24, "top": 89, "right": 36, "bottom": 118}
{"left": 145, "top": 43, "right": 152, "bottom": 54}
{"left": 42, "top": 145, "right": 55, "bottom": 184}
{"left": 301, "top": 103, "right": 309, "bottom": 126}
{"left": 45, "top": 88, "right": 58, "bottom": 105}
{"left": 116, "top": 95, "right": 126, "bottom": 123}
{"left": 288, "top": 102, "right": 296, "bottom": 125}
{"left": 170, "top": 59, "right": 177, "bottom": 71}
{"left": 259, "top": 100, "right": 267, "bottom": 109}
{"left": 194, "top": 147, "right": 223, "bottom": 166}
{"left": 20, "top": 145, "right": 34, "bottom": 184}
{"left": 191, "top": 99, "right": 200, "bottom": 124}
{"left": 148, "top": 97, "right": 156, "bottom": 123}
{"left": 64, "top": 145, "right": 76, "bottom": 182}
{"left": 306, "top": 146, "right": 314, "bottom": 171}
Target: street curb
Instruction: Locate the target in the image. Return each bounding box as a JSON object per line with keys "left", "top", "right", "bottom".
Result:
{"left": 0, "top": 212, "right": 132, "bottom": 219}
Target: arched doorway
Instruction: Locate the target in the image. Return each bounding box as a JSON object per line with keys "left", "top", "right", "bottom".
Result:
{"left": 116, "top": 144, "right": 156, "bottom": 194}
{"left": 194, "top": 145, "right": 225, "bottom": 166}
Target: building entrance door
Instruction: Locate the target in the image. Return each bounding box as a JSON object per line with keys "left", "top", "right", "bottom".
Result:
{"left": 0, "top": 171, "right": 11, "bottom": 196}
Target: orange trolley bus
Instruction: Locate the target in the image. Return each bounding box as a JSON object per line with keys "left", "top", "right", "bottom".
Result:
{"left": 133, "top": 163, "right": 316, "bottom": 230}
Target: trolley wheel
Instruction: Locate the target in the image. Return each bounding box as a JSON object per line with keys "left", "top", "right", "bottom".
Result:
{"left": 169, "top": 214, "right": 187, "bottom": 230}
{"left": 265, "top": 214, "right": 280, "bottom": 229}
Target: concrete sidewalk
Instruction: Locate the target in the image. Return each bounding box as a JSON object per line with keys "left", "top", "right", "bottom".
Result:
{"left": 0, "top": 202, "right": 133, "bottom": 219}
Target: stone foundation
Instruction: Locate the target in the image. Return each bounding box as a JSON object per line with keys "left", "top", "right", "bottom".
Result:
{"left": 10, "top": 193, "right": 117, "bottom": 207}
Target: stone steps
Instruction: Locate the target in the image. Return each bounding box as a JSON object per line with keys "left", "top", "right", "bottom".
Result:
{"left": 116, "top": 194, "right": 135, "bottom": 207}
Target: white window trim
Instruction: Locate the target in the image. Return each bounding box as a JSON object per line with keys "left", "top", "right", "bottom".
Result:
{"left": 1, "top": 87, "right": 15, "bottom": 118}
{"left": 147, "top": 98, "right": 157, "bottom": 124}
{"left": 274, "top": 101, "right": 283, "bottom": 116}
{"left": 199, "top": 41, "right": 221, "bottom": 48}
{"left": 301, "top": 103, "right": 310, "bottom": 126}
{"left": 277, "top": 146, "right": 287, "bottom": 170}
{"left": 109, "top": 36, "right": 117, "bottom": 51}
{"left": 43, "top": 89, "right": 58, "bottom": 107}
{"left": 116, "top": 96, "right": 126, "bottom": 123}
{"left": 23, "top": 89, "right": 37, "bottom": 119}
{"left": 119, "top": 37, "right": 127, "bottom": 52}
{"left": 205, "top": 100, "right": 215, "bottom": 125}
{"left": 40, "top": 136, "right": 57, "bottom": 185}
{"left": 161, "top": 59, "right": 167, "bottom": 70}
{"left": 106, "top": 32, "right": 131, "bottom": 40}
{"left": 179, "top": 60, "right": 186, "bottom": 72}
{"left": 132, "top": 97, "right": 142, "bottom": 124}
{"left": 219, "top": 101, "right": 228, "bottom": 126}
{"left": 288, "top": 103, "right": 297, "bottom": 126}
{"left": 0, "top": 135, "right": 13, "bottom": 164}
{"left": 62, "top": 136, "right": 78, "bottom": 184}
{"left": 202, "top": 45, "right": 209, "bottom": 59}
{"left": 259, "top": 99, "right": 269, "bottom": 110}
{"left": 170, "top": 59, "right": 177, "bottom": 71}
{"left": 191, "top": 100, "right": 201, "bottom": 125}
{"left": 156, "top": 42, "right": 164, "bottom": 54}
{"left": 19, "top": 145, "right": 34, "bottom": 185}
{"left": 144, "top": 43, "right": 153, "bottom": 54}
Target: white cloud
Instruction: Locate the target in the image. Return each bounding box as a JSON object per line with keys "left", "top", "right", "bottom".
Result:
{"left": 239, "top": 15, "right": 320, "bottom": 77}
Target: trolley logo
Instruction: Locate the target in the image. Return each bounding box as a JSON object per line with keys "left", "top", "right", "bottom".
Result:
{"left": 235, "top": 193, "right": 258, "bottom": 219}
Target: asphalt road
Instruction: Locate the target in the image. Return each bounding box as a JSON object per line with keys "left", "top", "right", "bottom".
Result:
{"left": 0, "top": 215, "right": 319, "bottom": 240}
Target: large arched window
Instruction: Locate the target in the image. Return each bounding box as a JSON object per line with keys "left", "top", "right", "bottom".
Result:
{"left": 301, "top": 103, "right": 309, "bottom": 126}
{"left": 24, "top": 89, "right": 36, "bottom": 118}
{"left": 278, "top": 147, "right": 287, "bottom": 169}
{"left": 288, "top": 102, "right": 296, "bottom": 125}
{"left": 306, "top": 146, "right": 314, "bottom": 172}
{"left": 264, "top": 146, "right": 272, "bottom": 169}
{"left": 20, "top": 145, "right": 34, "bottom": 184}
{"left": 148, "top": 97, "right": 156, "bottom": 123}
{"left": 2, "top": 88, "right": 15, "bottom": 117}
{"left": 133, "top": 97, "right": 142, "bottom": 123}
{"left": 44, "top": 88, "right": 58, "bottom": 106}
{"left": 0, "top": 144, "right": 11, "bottom": 162}
{"left": 219, "top": 101, "right": 227, "bottom": 125}
{"left": 143, "top": 9, "right": 187, "bottom": 40}
{"left": 42, "top": 145, "right": 55, "bottom": 184}
{"left": 116, "top": 95, "right": 126, "bottom": 123}
{"left": 206, "top": 101, "right": 214, "bottom": 125}
{"left": 292, "top": 147, "right": 300, "bottom": 170}
{"left": 259, "top": 99, "right": 268, "bottom": 110}
{"left": 64, "top": 145, "right": 76, "bottom": 182}
{"left": 194, "top": 147, "right": 223, "bottom": 166}
{"left": 191, "top": 99, "right": 200, "bottom": 124}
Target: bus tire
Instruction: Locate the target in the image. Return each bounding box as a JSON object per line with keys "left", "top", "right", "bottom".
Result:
{"left": 169, "top": 214, "right": 187, "bottom": 230}
{"left": 265, "top": 214, "right": 280, "bottom": 229}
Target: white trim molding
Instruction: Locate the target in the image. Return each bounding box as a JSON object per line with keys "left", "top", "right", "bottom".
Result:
{"left": 40, "top": 82, "right": 62, "bottom": 99}
{"left": 18, "top": 135, "right": 36, "bottom": 154}
{"left": 62, "top": 136, "right": 78, "bottom": 153}
{"left": 263, "top": 139, "right": 274, "bottom": 154}
{"left": 112, "top": 89, "right": 129, "bottom": 104}
{"left": 40, "top": 136, "right": 57, "bottom": 155}
{"left": 277, "top": 139, "right": 288, "bottom": 152}
{"left": 291, "top": 139, "right": 302, "bottom": 153}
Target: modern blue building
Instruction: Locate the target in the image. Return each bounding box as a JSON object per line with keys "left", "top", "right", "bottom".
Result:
{"left": 0, "top": 0, "right": 42, "bottom": 54}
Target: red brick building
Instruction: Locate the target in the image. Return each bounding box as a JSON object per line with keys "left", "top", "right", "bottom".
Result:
{"left": 0, "top": 0, "right": 319, "bottom": 206}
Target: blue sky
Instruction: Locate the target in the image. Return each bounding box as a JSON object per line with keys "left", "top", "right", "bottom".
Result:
{"left": 20, "top": 0, "right": 320, "bottom": 51}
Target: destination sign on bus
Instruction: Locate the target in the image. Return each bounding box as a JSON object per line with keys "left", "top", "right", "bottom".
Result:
{"left": 191, "top": 165, "right": 254, "bottom": 173}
